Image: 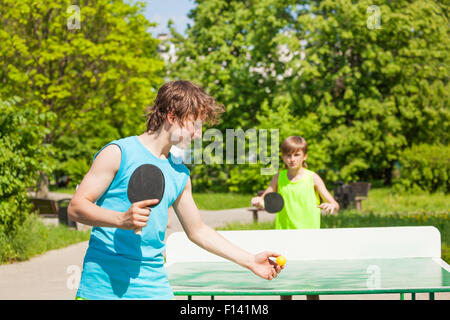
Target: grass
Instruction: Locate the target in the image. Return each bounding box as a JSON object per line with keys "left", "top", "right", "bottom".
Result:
{"left": 193, "top": 192, "right": 254, "bottom": 210}
{"left": 0, "top": 214, "right": 91, "bottom": 264}
{"left": 195, "top": 187, "right": 450, "bottom": 213}
{"left": 362, "top": 188, "right": 449, "bottom": 215}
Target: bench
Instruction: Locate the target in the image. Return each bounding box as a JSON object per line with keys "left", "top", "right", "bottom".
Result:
{"left": 30, "top": 197, "right": 76, "bottom": 228}
{"left": 334, "top": 181, "right": 371, "bottom": 210}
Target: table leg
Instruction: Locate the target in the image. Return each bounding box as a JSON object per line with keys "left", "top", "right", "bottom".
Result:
{"left": 400, "top": 293, "right": 404, "bottom": 300}
{"left": 429, "top": 292, "right": 435, "bottom": 300}
{"left": 411, "top": 293, "right": 416, "bottom": 300}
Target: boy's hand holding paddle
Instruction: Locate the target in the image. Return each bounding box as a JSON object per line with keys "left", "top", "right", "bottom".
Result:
{"left": 251, "top": 192, "right": 284, "bottom": 213}
{"left": 251, "top": 196, "right": 264, "bottom": 209}
{"left": 120, "top": 199, "right": 159, "bottom": 231}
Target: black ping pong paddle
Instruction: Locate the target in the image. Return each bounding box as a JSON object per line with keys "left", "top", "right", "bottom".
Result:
{"left": 264, "top": 192, "right": 284, "bottom": 213}
{"left": 127, "top": 164, "right": 165, "bottom": 235}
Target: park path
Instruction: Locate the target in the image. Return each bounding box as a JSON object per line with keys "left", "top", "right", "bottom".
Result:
{"left": 1, "top": 193, "right": 448, "bottom": 300}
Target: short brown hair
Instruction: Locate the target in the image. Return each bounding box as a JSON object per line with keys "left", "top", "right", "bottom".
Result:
{"left": 145, "top": 80, "right": 224, "bottom": 132}
{"left": 281, "top": 136, "right": 308, "bottom": 167}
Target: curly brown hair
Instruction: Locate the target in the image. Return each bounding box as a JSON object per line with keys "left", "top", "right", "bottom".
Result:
{"left": 145, "top": 80, "right": 225, "bottom": 133}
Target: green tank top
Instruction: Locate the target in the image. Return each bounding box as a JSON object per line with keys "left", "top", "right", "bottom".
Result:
{"left": 275, "top": 169, "right": 321, "bottom": 229}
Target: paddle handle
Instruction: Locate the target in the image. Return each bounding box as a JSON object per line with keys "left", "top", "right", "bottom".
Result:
{"left": 134, "top": 205, "right": 151, "bottom": 235}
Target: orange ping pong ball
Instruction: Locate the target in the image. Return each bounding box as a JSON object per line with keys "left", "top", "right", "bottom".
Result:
{"left": 276, "top": 255, "right": 286, "bottom": 266}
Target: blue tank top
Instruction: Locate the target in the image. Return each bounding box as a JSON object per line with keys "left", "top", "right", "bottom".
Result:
{"left": 76, "top": 136, "right": 190, "bottom": 300}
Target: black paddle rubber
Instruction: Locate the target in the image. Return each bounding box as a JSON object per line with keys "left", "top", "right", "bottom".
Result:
{"left": 127, "top": 164, "right": 165, "bottom": 207}
{"left": 264, "top": 192, "right": 284, "bottom": 213}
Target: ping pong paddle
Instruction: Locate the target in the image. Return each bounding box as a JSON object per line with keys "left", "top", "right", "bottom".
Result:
{"left": 127, "top": 164, "right": 165, "bottom": 235}
{"left": 263, "top": 192, "right": 284, "bottom": 213}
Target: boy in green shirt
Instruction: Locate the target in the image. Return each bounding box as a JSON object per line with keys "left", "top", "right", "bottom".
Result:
{"left": 252, "top": 136, "right": 340, "bottom": 300}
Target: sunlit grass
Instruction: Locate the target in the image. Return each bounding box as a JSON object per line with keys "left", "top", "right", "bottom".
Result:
{"left": 362, "top": 188, "right": 449, "bottom": 215}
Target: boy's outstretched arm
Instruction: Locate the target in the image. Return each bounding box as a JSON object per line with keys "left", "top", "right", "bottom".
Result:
{"left": 312, "top": 173, "right": 340, "bottom": 215}
{"left": 173, "top": 177, "right": 283, "bottom": 280}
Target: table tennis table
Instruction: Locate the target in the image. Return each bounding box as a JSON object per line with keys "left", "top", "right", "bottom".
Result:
{"left": 165, "top": 227, "right": 450, "bottom": 300}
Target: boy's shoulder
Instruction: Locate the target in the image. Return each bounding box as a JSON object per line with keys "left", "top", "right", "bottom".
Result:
{"left": 301, "top": 168, "right": 316, "bottom": 175}
{"left": 114, "top": 135, "right": 135, "bottom": 144}
{"left": 305, "top": 169, "right": 320, "bottom": 181}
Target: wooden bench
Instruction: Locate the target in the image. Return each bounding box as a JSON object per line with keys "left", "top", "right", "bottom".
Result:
{"left": 350, "top": 182, "right": 371, "bottom": 211}
{"left": 30, "top": 197, "right": 76, "bottom": 228}
{"left": 334, "top": 182, "right": 371, "bottom": 211}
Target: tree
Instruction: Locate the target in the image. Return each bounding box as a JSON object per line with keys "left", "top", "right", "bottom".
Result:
{"left": 0, "top": 0, "right": 165, "bottom": 191}
{"left": 285, "top": 0, "right": 449, "bottom": 183}
{"left": 170, "top": 0, "right": 449, "bottom": 192}
{"left": 0, "top": 96, "right": 52, "bottom": 234}
{"left": 169, "top": 0, "right": 296, "bottom": 129}
{"left": 168, "top": 0, "right": 300, "bottom": 192}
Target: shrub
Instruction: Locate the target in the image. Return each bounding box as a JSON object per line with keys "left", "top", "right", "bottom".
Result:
{"left": 0, "top": 214, "right": 91, "bottom": 264}
{"left": 0, "top": 97, "right": 53, "bottom": 235}
{"left": 395, "top": 144, "right": 449, "bottom": 193}
{"left": 58, "top": 158, "right": 90, "bottom": 188}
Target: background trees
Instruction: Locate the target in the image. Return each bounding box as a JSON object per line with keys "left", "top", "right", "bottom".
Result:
{"left": 0, "top": 0, "right": 448, "bottom": 200}
{"left": 0, "top": 0, "right": 164, "bottom": 235}
{"left": 0, "top": 96, "right": 51, "bottom": 235}
{"left": 168, "top": 0, "right": 449, "bottom": 192}
{"left": 0, "top": 0, "right": 164, "bottom": 192}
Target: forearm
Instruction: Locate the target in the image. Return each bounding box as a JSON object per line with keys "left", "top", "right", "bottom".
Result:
{"left": 68, "top": 197, "right": 122, "bottom": 228}
{"left": 187, "top": 223, "right": 253, "bottom": 269}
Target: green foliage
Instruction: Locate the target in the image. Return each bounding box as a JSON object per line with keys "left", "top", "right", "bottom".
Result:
{"left": 0, "top": 97, "right": 53, "bottom": 234}
{"left": 0, "top": 0, "right": 165, "bottom": 184}
{"left": 169, "top": 0, "right": 296, "bottom": 191}
{"left": 188, "top": 163, "right": 230, "bottom": 193}
{"left": 59, "top": 158, "right": 90, "bottom": 188}
{"left": 169, "top": 0, "right": 449, "bottom": 192}
{"left": 227, "top": 165, "right": 273, "bottom": 193}
{"left": 395, "top": 144, "right": 449, "bottom": 193}
{"left": 290, "top": 0, "right": 449, "bottom": 183}
{"left": 0, "top": 214, "right": 91, "bottom": 264}
{"left": 170, "top": 0, "right": 294, "bottom": 128}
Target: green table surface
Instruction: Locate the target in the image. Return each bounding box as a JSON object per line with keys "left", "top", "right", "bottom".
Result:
{"left": 167, "top": 258, "right": 450, "bottom": 296}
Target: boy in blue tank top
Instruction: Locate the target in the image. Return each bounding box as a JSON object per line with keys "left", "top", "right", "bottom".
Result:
{"left": 68, "top": 80, "right": 284, "bottom": 300}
